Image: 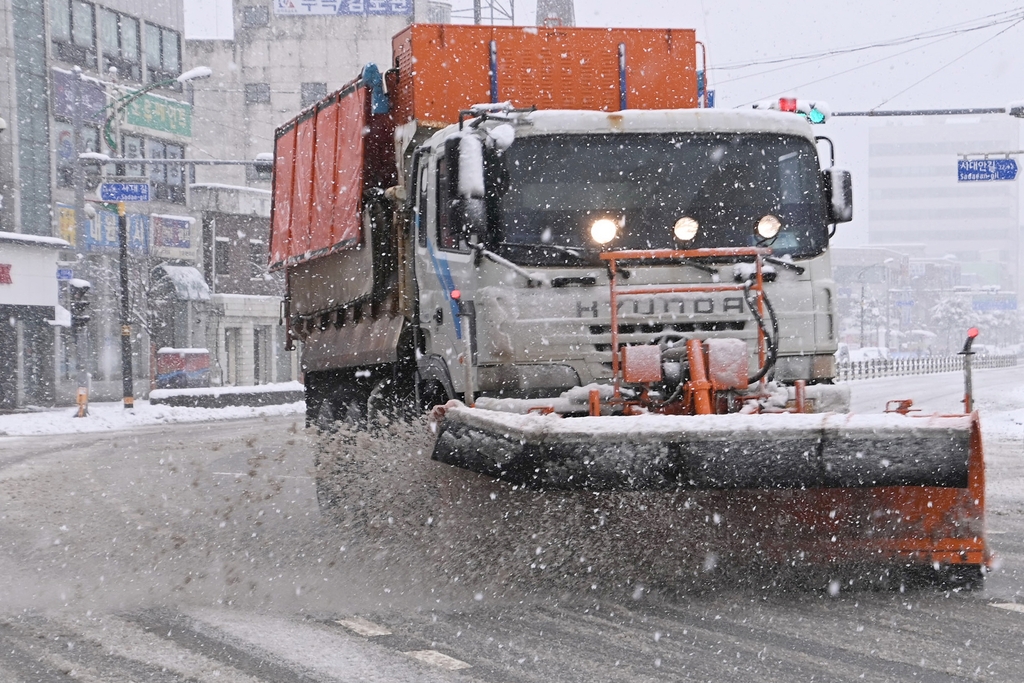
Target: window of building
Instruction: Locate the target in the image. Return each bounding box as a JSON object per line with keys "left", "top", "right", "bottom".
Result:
{"left": 55, "top": 121, "right": 100, "bottom": 189}
{"left": 244, "top": 83, "right": 271, "bottom": 105}
{"left": 99, "top": 8, "right": 140, "bottom": 81}
{"left": 119, "top": 134, "right": 145, "bottom": 178}
{"left": 145, "top": 138, "right": 186, "bottom": 204}
{"left": 51, "top": 0, "right": 97, "bottom": 68}
{"left": 144, "top": 22, "right": 181, "bottom": 84}
{"left": 249, "top": 239, "right": 265, "bottom": 278}
{"left": 300, "top": 82, "right": 327, "bottom": 108}
{"left": 242, "top": 6, "right": 270, "bottom": 27}
{"left": 215, "top": 236, "right": 230, "bottom": 278}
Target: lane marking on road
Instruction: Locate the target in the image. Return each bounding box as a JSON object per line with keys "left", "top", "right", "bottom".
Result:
{"left": 987, "top": 530, "right": 1008, "bottom": 535}
{"left": 992, "top": 602, "right": 1024, "bottom": 614}
{"left": 405, "top": 650, "right": 472, "bottom": 670}
{"left": 335, "top": 617, "right": 392, "bottom": 637}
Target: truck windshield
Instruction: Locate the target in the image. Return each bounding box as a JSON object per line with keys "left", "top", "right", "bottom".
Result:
{"left": 495, "top": 133, "right": 827, "bottom": 266}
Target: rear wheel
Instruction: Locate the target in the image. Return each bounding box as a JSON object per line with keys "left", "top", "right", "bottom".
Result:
{"left": 315, "top": 382, "right": 371, "bottom": 433}
{"left": 941, "top": 564, "right": 985, "bottom": 591}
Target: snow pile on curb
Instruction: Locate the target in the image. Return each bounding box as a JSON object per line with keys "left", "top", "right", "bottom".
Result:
{"left": 0, "top": 399, "right": 304, "bottom": 438}
{"left": 149, "top": 380, "right": 303, "bottom": 400}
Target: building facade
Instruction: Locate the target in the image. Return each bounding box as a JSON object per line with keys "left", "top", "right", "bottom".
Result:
{"left": 862, "top": 114, "right": 1022, "bottom": 353}
{"left": 0, "top": 233, "right": 69, "bottom": 409}
{"left": 0, "top": 0, "right": 213, "bottom": 406}
{"left": 868, "top": 114, "right": 1021, "bottom": 291}
{"left": 182, "top": 0, "right": 430, "bottom": 387}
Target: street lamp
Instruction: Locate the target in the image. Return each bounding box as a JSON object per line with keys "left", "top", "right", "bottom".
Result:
{"left": 96, "top": 66, "right": 211, "bottom": 409}
{"left": 856, "top": 259, "right": 893, "bottom": 349}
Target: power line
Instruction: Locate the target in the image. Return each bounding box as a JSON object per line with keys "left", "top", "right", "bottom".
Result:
{"left": 721, "top": 31, "right": 958, "bottom": 88}
{"left": 871, "top": 18, "right": 1024, "bottom": 110}
{"left": 735, "top": 32, "right": 956, "bottom": 106}
{"left": 734, "top": 18, "right": 1022, "bottom": 110}
{"left": 713, "top": 7, "right": 1024, "bottom": 71}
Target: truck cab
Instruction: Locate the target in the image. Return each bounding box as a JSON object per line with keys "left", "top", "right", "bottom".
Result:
{"left": 409, "top": 107, "right": 850, "bottom": 408}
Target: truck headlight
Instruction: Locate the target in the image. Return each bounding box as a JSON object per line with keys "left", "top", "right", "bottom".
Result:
{"left": 673, "top": 216, "right": 699, "bottom": 241}
{"left": 590, "top": 218, "right": 618, "bottom": 245}
{"left": 756, "top": 214, "right": 782, "bottom": 239}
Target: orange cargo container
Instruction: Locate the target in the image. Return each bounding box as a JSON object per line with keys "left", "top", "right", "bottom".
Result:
{"left": 391, "top": 24, "right": 698, "bottom": 125}
{"left": 270, "top": 72, "right": 396, "bottom": 271}
{"left": 272, "top": 24, "right": 699, "bottom": 271}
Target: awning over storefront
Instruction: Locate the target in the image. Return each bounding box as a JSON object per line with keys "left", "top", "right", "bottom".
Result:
{"left": 152, "top": 264, "right": 211, "bottom": 301}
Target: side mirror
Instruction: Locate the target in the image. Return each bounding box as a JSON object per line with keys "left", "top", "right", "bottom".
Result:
{"left": 445, "top": 135, "right": 488, "bottom": 239}
{"left": 451, "top": 197, "right": 487, "bottom": 237}
{"left": 822, "top": 168, "right": 853, "bottom": 223}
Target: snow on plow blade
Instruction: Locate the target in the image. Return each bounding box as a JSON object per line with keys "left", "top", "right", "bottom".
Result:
{"left": 431, "top": 405, "right": 988, "bottom": 568}
{"left": 431, "top": 404, "right": 974, "bottom": 491}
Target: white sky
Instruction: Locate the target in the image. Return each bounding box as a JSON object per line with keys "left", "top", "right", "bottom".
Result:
{"left": 188, "top": 1, "right": 1024, "bottom": 247}
{"left": 513, "top": 1, "right": 1024, "bottom": 112}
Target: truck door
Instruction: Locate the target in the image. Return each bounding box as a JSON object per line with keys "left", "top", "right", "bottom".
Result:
{"left": 414, "top": 146, "right": 476, "bottom": 395}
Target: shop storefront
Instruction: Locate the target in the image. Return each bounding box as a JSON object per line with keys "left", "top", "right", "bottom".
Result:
{"left": 0, "top": 232, "right": 70, "bottom": 410}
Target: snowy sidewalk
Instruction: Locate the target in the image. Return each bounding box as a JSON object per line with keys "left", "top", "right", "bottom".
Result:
{"left": 0, "top": 398, "right": 305, "bottom": 438}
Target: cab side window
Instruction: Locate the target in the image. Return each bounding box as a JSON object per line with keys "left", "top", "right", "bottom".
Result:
{"left": 415, "top": 154, "right": 428, "bottom": 248}
{"left": 436, "top": 146, "right": 469, "bottom": 252}
{"left": 436, "top": 151, "right": 460, "bottom": 250}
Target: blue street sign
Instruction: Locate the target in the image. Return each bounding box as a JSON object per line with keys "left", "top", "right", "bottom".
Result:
{"left": 99, "top": 182, "right": 151, "bottom": 202}
{"left": 56, "top": 267, "right": 73, "bottom": 281}
{"left": 957, "top": 158, "right": 1018, "bottom": 182}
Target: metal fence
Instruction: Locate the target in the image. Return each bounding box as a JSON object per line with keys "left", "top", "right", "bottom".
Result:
{"left": 836, "top": 354, "right": 1018, "bottom": 382}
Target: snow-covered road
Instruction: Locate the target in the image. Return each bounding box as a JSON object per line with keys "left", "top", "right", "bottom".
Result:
{"left": 1, "top": 366, "right": 1023, "bottom": 681}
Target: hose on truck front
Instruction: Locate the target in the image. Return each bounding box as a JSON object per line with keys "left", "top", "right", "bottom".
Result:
{"left": 743, "top": 279, "right": 779, "bottom": 384}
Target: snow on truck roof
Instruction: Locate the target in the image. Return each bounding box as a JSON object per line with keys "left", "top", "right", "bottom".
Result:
{"left": 515, "top": 109, "right": 817, "bottom": 140}
{"left": 429, "top": 108, "right": 818, "bottom": 147}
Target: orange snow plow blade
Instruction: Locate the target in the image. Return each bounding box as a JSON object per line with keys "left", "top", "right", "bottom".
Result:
{"left": 431, "top": 406, "right": 988, "bottom": 569}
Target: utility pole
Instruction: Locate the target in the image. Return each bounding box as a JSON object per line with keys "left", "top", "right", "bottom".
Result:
{"left": 69, "top": 281, "right": 91, "bottom": 416}
{"left": 71, "top": 67, "right": 85, "bottom": 273}
{"left": 117, "top": 201, "right": 133, "bottom": 409}
{"left": 859, "top": 279, "right": 866, "bottom": 348}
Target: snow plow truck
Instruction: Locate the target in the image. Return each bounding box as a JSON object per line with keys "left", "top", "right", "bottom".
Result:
{"left": 270, "top": 24, "right": 988, "bottom": 579}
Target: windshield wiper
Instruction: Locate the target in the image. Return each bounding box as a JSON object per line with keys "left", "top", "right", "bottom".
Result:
{"left": 765, "top": 256, "right": 806, "bottom": 275}
{"left": 473, "top": 244, "right": 547, "bottom": 286}
{"left": 501, "top": 242, "right": 589, "bottom": 263}
{"left": 675, "top": 258, "right": 719, "bottom": 278}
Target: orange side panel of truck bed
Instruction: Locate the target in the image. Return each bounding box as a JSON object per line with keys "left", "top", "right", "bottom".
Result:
{"left": 270, "top": 84, "right": 367, "bottom": 270}
{"left": 391, "top": 24, "right": 697, "bottom": 125}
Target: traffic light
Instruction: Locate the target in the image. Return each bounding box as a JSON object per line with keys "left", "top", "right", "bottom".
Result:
{"left": 253, "top": 152, "right": 274, "bottom": 176}
{"left": 69, "top": 280, "right": 91, "bottom": 328}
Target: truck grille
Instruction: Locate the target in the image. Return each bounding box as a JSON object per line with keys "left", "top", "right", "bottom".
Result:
{"left": 589, "top": 321, "right": 747, "bottom": 352}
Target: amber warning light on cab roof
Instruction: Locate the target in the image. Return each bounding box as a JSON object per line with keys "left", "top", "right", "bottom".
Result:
{"left": 751, "top": 97, "right": 830, "bottom": 124}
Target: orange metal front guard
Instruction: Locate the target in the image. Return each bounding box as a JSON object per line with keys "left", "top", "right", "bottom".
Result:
{"left": 684, "top": 412, "right": 988, "bottom": 569}
{"left": 593, "top": 248, "right": 988, "bottom": 569}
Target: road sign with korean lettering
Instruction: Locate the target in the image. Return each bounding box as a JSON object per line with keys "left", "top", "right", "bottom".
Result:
{"left": 274, "top": 0, "right": 412, "bottom": 15}
{"left": 957, "top": 158, "right": 1018, "bottom": 182}
{"left": 99, "top": 182, "right": 151, "bottom": 202}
